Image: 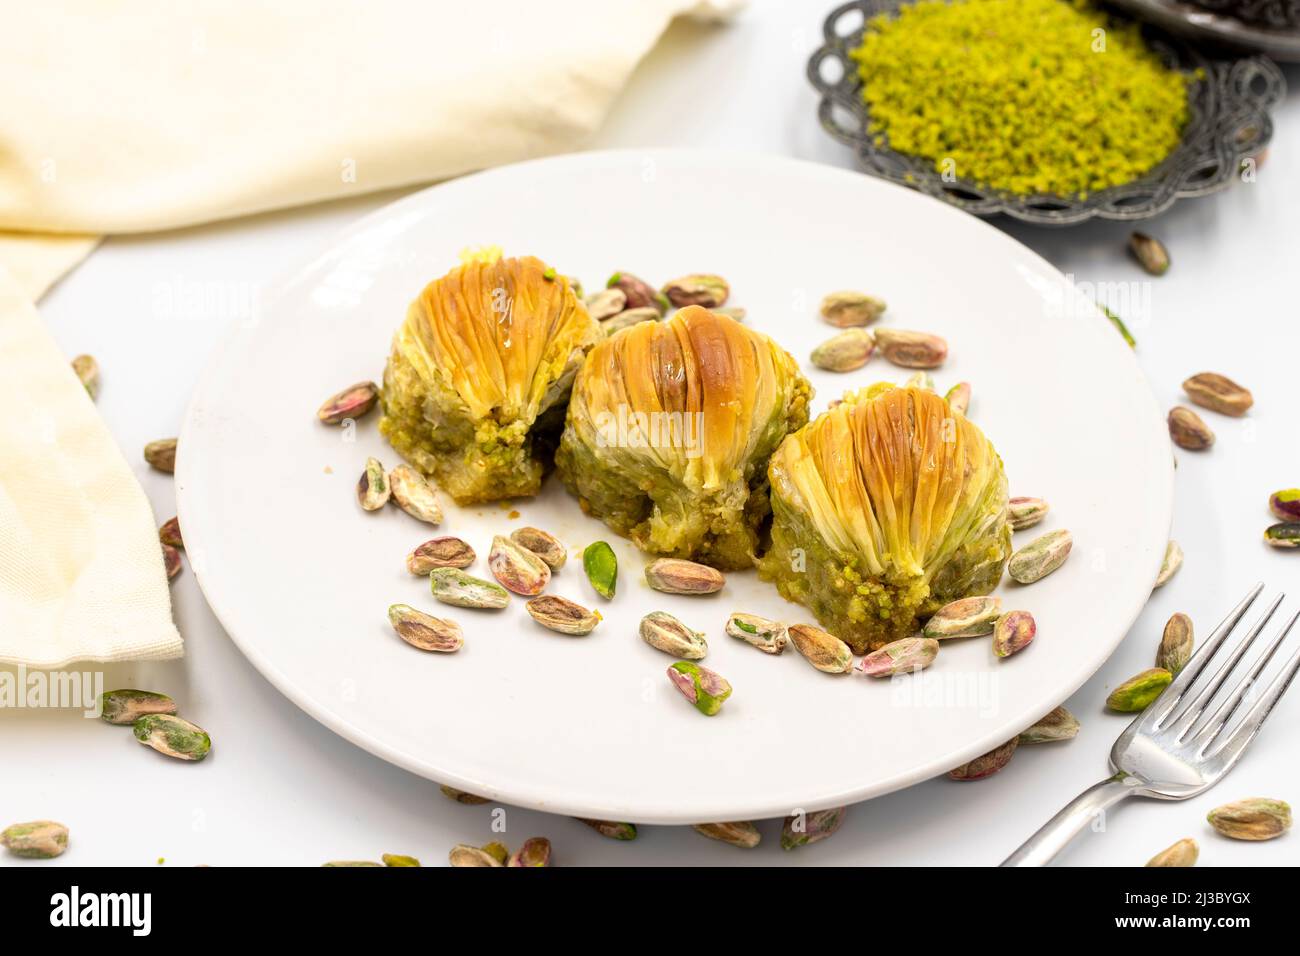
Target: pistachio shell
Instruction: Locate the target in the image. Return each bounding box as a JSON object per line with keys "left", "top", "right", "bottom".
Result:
{"left": 601, "top": 306, "right": 662, "bottom": 337}
{"left": 606, "top": 272, "right": 667, "bottom": 315}
{"left": 162, "top": 543, "right": 182, "bottom": 581}
{"left": 584, "top": 287, "right": 627, "bottom": 321}
{"left": 944, "top": 381, "right": 971, "bottom": 415}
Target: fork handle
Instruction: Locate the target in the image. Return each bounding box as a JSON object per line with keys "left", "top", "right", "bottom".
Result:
{"left": 1000, "top": 772, "right": 1142, "bottom": 866}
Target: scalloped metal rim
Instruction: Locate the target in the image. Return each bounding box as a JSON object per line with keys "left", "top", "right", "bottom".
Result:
{"left": 808, "top": 0, "right": 1285, "bottom": 225}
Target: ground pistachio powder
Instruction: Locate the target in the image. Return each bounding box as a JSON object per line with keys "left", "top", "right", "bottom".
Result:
{"left": 850, "top": 0, "right": 1192, "bottom": 197}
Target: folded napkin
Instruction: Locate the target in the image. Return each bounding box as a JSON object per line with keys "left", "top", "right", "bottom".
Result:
{"left": 0, "top": 0, "right": 741, "bottom": 665}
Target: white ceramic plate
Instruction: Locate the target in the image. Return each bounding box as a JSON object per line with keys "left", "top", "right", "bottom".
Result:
{"left": 177, "top": 149, "right": 1172, "bottom": 824}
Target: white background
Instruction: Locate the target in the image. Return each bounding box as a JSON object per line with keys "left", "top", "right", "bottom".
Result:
{"left": 7, "top": 0, "right": 1300, "bottom": 866}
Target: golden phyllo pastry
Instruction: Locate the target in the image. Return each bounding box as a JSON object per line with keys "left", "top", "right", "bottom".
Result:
{"left": 759, "top": 384, "right": 1010, "bottom": 653}
{"left": 379, "top": 255, "right": 601, "bottom": 504}
{"left": 556, "top": 305, "right": 811, "bottom": 570}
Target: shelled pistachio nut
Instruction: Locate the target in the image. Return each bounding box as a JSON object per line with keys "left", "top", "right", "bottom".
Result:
{"left": 576, "top": 819, "right": 638, "bottom": 841}
{"left": 1008, "top": 529, "right": 1072, "bottom": 584}
{"left": 1128, "top": 231, "right": 1170, "bottom": 276}
{"left": 133, "top": 714, "right": 211, "bottom": 761}
{"left": 1269, "top": 489, "right": 1300, "bottom": 523}
{"left": 788, "top": 623, "right": 854, "bottom": 674}
{"left": 317, "top": 381, "right": 379, "bottom": 424}
{"left": 811, "top": 328, "right": 874, "bottom": 372}
{"left": 382, "top": 853, "right": 421, "bottom": 867}
{"left": 607, "top": 272, "right": 668, "bottom": 315}
{"left": 144, "top": 438, "right": 178, "bottom": 473}
{"left": 71, "top": 354, "right": 100, "bottom": 399}
{"left": 644, "top": 558, "right": 724, "bottom": 595}
{"left": 1106, "top": 668, "right": 1172, "bottom": 712}
{"left": 874, "top": 328, "right": 948, "bottom": 369}
{"left": 159, "top": 516, "right": 183, "bottom": 549}
{"left": 714, "top": 306, "right": 747, "bottom": 322}
{"left": 1007, "top": 496, "right": 1049, "bottom": 531}
{"left": 526, "top": 595, "right": 600, "bottom": 636}
{"left": 582, "top": 541, "right": 618, "bottom": 599}
{"left": 949, "top": 738, "right": 1018, "bottom": 780}
{"left": 1264, "top": 523, "right": 1300, "bottom": 549}
{"left": 1168, "top": 406, "right": 1214, "bottom": 450}
{"left": 439, "top": 785, "right": 489, "bottom": 805}
{"left": 662, "top": 273, "right": 729, "bottom": 309}
{"left": 725, "top": 613, "right": 788, "bottom": 654}
{"left": 1145, "top": 838, "right": 1197, "bottom": 867}
{"left": 449, "top": 844, "right": 502, "bottom": 867}
{"left": 819, "top": 290, "right": 885, "bottom": 328}
{"left": 667, "top": 661, "right": 732, "bottom": 716}
{"left": 993, "top": 611, "right": 1036, "bottom": 658}
{"left": 858, "top": 636, "right": 939, "bottom": 676}
{"left": 692, "top": 821, "right": 761, "bottom": 849}
{"left": 1207, "top": 798, "right": 1292, "bottom": 841}
{"left": 100, "top": 689, "right": 177, "bottom": 725}
{"left": 407, "top": 536, "right": 476, "bottom": 574}
{"left": 601, "top": 306, "right": 662, "bottom": 337}
{"left": 388, "top": 464, "right": 443, "bottom": 524}
{"left": 583, "top": 287, "right": 627, "bottom": 321}
{"left": 923, "top": 596, "right": 1001, "bottom": 640}
{"left": 1157, "top": 613, "right": 1194, "bottom": 675}
{"left": 1154, "top": 540, "right": 1183, "bottom": 588}
{"left": 323, "top": 860, "right": 382, "bottom": 867}
{"left": 1182, "top": 372, "right": 1253, "bottom": 417}
{"left": 356, "top": 457, "right": 390, "bottom": 510}
{"left": 481, "top": 841, "right": 509, "bottom": 864}
{"left": 904, "top": 371, "right": 935, "bottom": 391}
{"left": 387, "top": 604, "right": 464, "bottom": 652}
{"left": 510, "top": 526, "right": 568, "bottom": 570}
{"left": 507, "top": 837, "right": 552, "bottom": 867}
{"left": 1, "top": 820, "right": 69, "bottom": 859}
{"left": 781, "top": 807, "right": 846, "bottom": 850}
{"left": 944, "top": 381, "right": 971, "bottom": 415}
{"left": 640, "top": 611, "right": 707, "bottom": 659}
{"left": 1019, "top": 705, "right": 1080, "bottom": 744}
{"left": 488, "top": 535, "right": 550, "bottom": 596}
{"left": 429, "top": 567, "right": 509, "bottom": 609}
{"left": 162, "top": 543, "right": 182, "bottom": 581}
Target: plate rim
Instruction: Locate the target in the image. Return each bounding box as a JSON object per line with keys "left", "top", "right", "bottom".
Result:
{"left": 176, "top": 147, "right": 1174, "bottom": 823}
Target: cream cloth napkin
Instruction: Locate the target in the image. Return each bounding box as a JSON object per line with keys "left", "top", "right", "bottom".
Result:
{"left": 0, "top": 0, "right": 740, "bottom": 665}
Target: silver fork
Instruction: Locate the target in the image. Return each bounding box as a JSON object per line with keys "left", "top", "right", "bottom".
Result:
{"left": 1002, "top": 583, "right": 1300, "bottom": 866}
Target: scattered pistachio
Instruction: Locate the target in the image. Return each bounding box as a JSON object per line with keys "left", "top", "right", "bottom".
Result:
{"left": 714, "top": 306, "right": 747, "bottom": 322}
{"left": 388, "top": 464, "right": 443, "bottom": 524}
{"left": 1128, "top": 231, "right": 1170, "bottom": 276}
{"left": 323, "top": 860, "right": 382, "bottom": 867}
{"left": 944, "top": 381, "right": 971, "bottom": 415}
{"left": 439, "top": 785, "right": 489, "bottom": 805}
{"left": 904, "top": 371, "right": 935, "bottom": 390}
{"left": 510, "top": 526, "right": 568, "bottom": 570}
{"left": 1207, "top": 798, "right": 1292, "bottom": 841}
{"left": 449, "top": 844, "right": 502, "bottom": 867}
{"left": 923, "top": 596, "right": 1001, "bottom": 640}
{"left": 873, "top": 328, "right": 948, "bottom": 369}
{"left": 317, "top": 381, "right": 380, "bottom": 424}
{"left": 1019, "top": 705, "right": 1080, "bottom": 744}
{"left": 858, "top": 636, "right": 939, "bottom": 676}
{"left": 667, "top": 661, "right": 732, "bottom": 716}
{"left": 1264, "top": 523, "right": 1300, "bottom": 549}
{"left": 407, "top": 536, "right": 476, "bottom": 574}
{"left": 159, "top": 516, "right": 183, "bottom": 549}
{"left": 993, "top": 610, "right": 1036, "bottom": 658}
{"left": 582, "top": 541, "right": 618, "bottom": 599}
{"left": 781, "top": 807, "right": 846, "bottom": 850}
{"left": 1007, "top": 496, "right": 1049, "bottom": 531}
{"left": 1182, "top": 372, "right": 1253, "bottom": 417}
{"left": 1157, "top": 612, "right": 1194, "bottom": 675}
{"left": 71, "top": 354, "right": 100, "bottom": 399}
{"left": 1168, "top": 406, "right": 1214, "bottom": 450}
{"left": 507, "top": 837, "right": 552, "bottom": 867}
{"left": 641, "top": 611, "right": 708, "bottom": 659}
{"left": 819, "top": 290, "right": 886, "bottom": 328}
{"left": 481, "top": 841, "right": 510, "bottom": 864}
{"left": 144, "top": 438, "right": 178, "bottom": 473}
{"left": 607, "top": 272, "right": 668, "bottom": 315}
{"left": 602, "top": 306, "right": 662, "bottom": 336}
{"left": 1, "top": 820, "right": 68, "bottom": 859}
{"left": 810, "top": 328, "right": 874, "bottom": 372}
{"left": 387, "top": 604, "right": 464, "bottom": 652}
{"left": 725, "top": 613, "right": 788, "bottom": 654}
{"left": 644, "top": 557, "right": 724, "bottom": 595}
{"left": 356, "top": 457, "right": 390, "bottom": 510}
{"left": 1154, "top": 540, "right": 1183, "bottom": 587}
{"left": 383, "top": 853, "right": 421, "bottom": 867}
{"left": 100, "top": 689, "right": 177, "bottom": 725}
{"left": 662, "top": 273, "right": 729, "bottom": 309}
{"left": 1008, "top": 529, "right": 1072, "bottom": 584}
{"left": 429, "top": 567, "right": 509, "bottom": 609}
{"left": 576, "top": 819, "right": 638, "bottom": 841}
{"left": 133, "top": 714, "right": 211, "bottom": 762}
{"left": 788, "top": 623, "right": 854, "bottom": 674}
{"left": 162, "top": 543, "right": 182, "bottom": 581}
{"left": 1100, "top": 304, "right": 1136, "bottom": 348}
{"left": 1146, "top": 838, "right": 1198, "bottom": 867}
{"left": 568, "top": 276, "right": 583, "bottom": 298}
{"left": 488, "top": 535, "right": 551, "bottom": 596}
{"left": 526, "top": 595, "right": 600, "bottom": 635}
{"left": 1106, "top": 668, "right": 1173, "bottom": 712}
{"left": 584, "top": 287, "right": 628, "bottom": 321}
{"left": 1269, "top": 489, "right": 1300, "bottom": 523}
{"left": 949, "top": 738, "right": 1018, "bottom": 780}
{"left": 692, "top": 821, "right": 762, "bottom": 849}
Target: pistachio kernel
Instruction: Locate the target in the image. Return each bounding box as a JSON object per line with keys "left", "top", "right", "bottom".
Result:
{"left": 667, "top": 661, "right": 732, "bottom": 716}
{"left": 582, "top": 541, "right": 618, "bottom": 600}
{"left": 1128, "top": 231, "right": 1170, "bottom": 276}
{"left": 644, "top": 558, "right": 725, "bottom": 595}
{"left": 317, "top": 381, "right": 380, "bottom": 424}
{"left": 1019, "top": 705, "right": 1080, "bottom": 744}
{"left": 387, "top": 604, "right": 464, "bottom": 653}
{"left": 510, "top": 526, "right": 568, "bottom": 570}
{"left": 356, "top": 457, "right": 390, "bottom": 510}
{"left": 858, "top": 636, "right": 939, "bottom": 676}
{"left": 507, "top": 837, "right": 552, "bottom": 867}
{"left": 949, "top": 738, "right": 1018, "bottom": 780}
{"left": 606, "top": 272, "right": 667, "bottom": 315}
{"left": 692, "top": 821, "right": 762, "bottom": 849}
{"left": 100, "top": 689, "right": 177, "bottom": 725}
{"left": 1207, "top": 798, "right": 1292, "bottom": 841}
{"left": 923, "top": 596, "right": 1002, "bottom": 639}
{"left": 144, "top": 438, "right": 178, "bottom": 473}
{"left": 1156, "top": 613, "right": 1194, "bottom": 675}
{"left": 526, "top": 595, "right": 600, "bottom": 636}
{"left": 788, "top": 623, "right": 854, "bottom": 674}
{"left": 159, "top": 516, "right": 183, "bottom": 549}
{"left": 1264, "top": 523, "right": 1300, "bottom": 549}
{"left": 1106, "top": 668, "right": 1173, "bottom": 712}
{"left": 576, "top": 819, "right": 638, "bottom": 841}
{"left": 1, "top": 821, "right": 69, "bottom": 859}
{"left": 661, "top": 273, "right": 730, "bottom": 309}
{"left": 1168, "top": 406, "right": 1214, "bottom": 450}
{"left": 439, "top": 785, "right": 489, "bottom": 805}
{"left": 1145, "top": 838, "right": 1198, "bottom": 867}
{"left": 819, "top": 290, "right": 886, "bottom": 328}
{"left": 488, "top": 535, "right": 551, "bottom": 596}
{"left": 388, "top": 464, "right": 443, "bottom": 525}
{"left": 1182, "top": 372, "right": 1253, "bottom": 417}
{"left": 1154, "top": 540, "right": 1183, "bottom": 588}
{"left": 873, "top": 328, "right": 948, "bottom": 369}
{"left": 781, "top": 807, "right": 846, "bottom": 850}
{"left": 1008, "top": 529, "right": 1072, "bottom": 584}
{"left": 725, "top": 613, "right": 788, "bottom": 654}
{"left": 992, "top": 611, "right": 1036, "bottom": 658}
{"left": 641, "top": 611, "right": 708, "bottom": 659}
{"left": 407, "top": 536, "right": 476, "bottom": 574}
{"left": 71, "top": 354, "right": 100, "bottom": 399}
{"left": 429, "top": 568, "right": 510, "bottom": 609}
{"left": 133, "top": 714, "right": 211, "bottom": 762}
{"left": 944, "top": 381, "right": 971, "bottom": 415}
{"left": 1268, "top": 489, "right": 1300, "bottom": 523}
{"left": 810, "top": 328, "right": 875, "bottom": 372}
{"left": 448, "top": 844, "right": 502, "bottom": 867}
{"left": 1007, "top": 496, "right": 1049, "bottom": 531}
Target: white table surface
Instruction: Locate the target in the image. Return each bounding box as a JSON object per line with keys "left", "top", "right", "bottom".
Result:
{"left": 10, "top": 0, "right": 1300, "bottom": 866}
